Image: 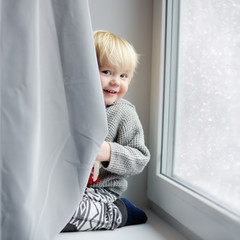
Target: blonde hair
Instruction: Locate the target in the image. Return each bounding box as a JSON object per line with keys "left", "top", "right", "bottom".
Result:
{"left": 93, "top": 30, "right": 139, "bottom": 81}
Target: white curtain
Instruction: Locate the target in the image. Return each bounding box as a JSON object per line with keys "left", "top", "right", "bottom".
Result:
{"left": 0, "top": 0, "right": 107, "bottom": 239}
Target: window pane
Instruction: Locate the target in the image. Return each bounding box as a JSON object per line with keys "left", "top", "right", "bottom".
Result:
{"left": 173, "top": 0, "right": 240, "bottom": 214}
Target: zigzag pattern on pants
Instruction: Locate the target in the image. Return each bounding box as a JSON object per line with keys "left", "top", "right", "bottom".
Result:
{"left": 63, "top": 188, "right": 122, "bottom": 231}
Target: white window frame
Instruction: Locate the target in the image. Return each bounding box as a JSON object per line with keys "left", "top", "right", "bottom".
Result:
{"left": 147, "top": 0, "right": 240, "bottom": 239}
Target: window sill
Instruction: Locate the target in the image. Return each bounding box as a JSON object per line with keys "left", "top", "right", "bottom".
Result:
{"left": 54, "top": 207, "right": 186, "bottom": 240}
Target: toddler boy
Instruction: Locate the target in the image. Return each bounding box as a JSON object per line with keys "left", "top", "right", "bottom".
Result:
{"left": 62, "top": 30, "right": 150, "bottom": 231}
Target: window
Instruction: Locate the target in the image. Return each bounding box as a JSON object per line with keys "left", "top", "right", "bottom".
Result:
{"left": 148, "top": 0, "right": 240, "bottom": 239}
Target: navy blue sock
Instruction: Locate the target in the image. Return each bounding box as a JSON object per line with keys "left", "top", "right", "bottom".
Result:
{"left": 120, "top": 198, "right": 148, "bottom": 226}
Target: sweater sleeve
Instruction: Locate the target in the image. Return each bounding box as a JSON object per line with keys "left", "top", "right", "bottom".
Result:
{"left": 103, "top": 107, "right": 150, "bottom": 177}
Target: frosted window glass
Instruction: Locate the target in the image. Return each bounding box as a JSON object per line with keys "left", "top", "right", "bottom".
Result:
{"left": 173, "top": 0, "right": 240, "bottom": 214}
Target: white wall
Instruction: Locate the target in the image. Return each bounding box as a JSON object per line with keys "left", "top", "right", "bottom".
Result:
{"left": 89, "top": 0, "right": 153, "bottom": 206}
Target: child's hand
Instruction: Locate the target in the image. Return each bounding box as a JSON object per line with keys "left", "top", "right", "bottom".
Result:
{"left": 96, "top": 141, "right": 111, "bottom": 162}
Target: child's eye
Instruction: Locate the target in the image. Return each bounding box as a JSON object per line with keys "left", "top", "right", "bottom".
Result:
{"left": 102, "top": 70, "right": 111, "bottom": 75}
{"left": 120, "top": 74, "right": 128, "bottom": 78}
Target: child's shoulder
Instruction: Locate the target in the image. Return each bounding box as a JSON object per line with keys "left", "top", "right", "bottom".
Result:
{"left": 114, "top": 99, "right": 135, "bottom": 108}
{"left": 106, "top": 99, "right": 141, "bottom": 127}
{"left": 107, "top": 99, "right": 138, "bottom": 120}
{"left": 109, "top": 99, "right": 136, "bottom": 113}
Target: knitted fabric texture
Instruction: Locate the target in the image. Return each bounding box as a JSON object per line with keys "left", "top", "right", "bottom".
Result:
{"left": 90, "top": 99, "right": 150, "bottom": 196}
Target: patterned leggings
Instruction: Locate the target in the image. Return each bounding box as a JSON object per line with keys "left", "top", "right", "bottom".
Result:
{"left": 62, "top": 188, "right": 123, "bottom": 231}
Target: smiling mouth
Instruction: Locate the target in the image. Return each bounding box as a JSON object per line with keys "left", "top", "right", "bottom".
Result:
{"left": 104, "top": 89, "right": 117, "bottom": 94}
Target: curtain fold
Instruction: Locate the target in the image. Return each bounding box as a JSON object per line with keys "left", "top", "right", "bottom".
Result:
{"left": 0, "top": 0, "right": 108, "bottom": 239}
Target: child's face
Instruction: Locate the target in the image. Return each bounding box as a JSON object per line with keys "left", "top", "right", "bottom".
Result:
{"left": 99, "top": 60, "right": 129, "bottom": 105}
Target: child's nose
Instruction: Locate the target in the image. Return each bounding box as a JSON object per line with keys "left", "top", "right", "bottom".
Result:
{"left": 110, "top": 77, "right": 120, "bottom": 86}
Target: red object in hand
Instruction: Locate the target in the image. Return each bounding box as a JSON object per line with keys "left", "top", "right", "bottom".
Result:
{"left": 88, "top": 166, "right": 100, "bottom": 185}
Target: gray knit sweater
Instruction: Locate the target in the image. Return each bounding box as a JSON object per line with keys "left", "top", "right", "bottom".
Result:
{"left": 90, "top": 99, "right": 150, "bottom": 196}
